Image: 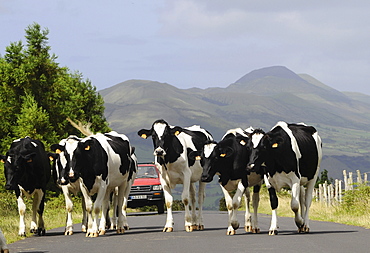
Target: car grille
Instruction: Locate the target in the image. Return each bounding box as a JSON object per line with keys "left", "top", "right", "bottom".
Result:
{"left": 130, "top": 186, "right": 151, "bottom": 192}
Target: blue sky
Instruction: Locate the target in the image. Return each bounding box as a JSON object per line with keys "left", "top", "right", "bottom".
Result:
{"left": 1, "top": 0, "right": 370, "bottom": 94}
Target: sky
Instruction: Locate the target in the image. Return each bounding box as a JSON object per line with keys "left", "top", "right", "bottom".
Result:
{"left": 1, "top": 0, "right": 370, "bottom": 94}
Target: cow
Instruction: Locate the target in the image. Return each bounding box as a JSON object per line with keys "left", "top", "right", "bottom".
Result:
{"left": 49, "top": 135, "right": 88, "bottom": 235}
{"left": 67, "top": 131, "right": 137, "bottom": 237}
{"left": 247, "top": 121, "right": 322, "bottom": 235}
{"left": 0, "top": 228, "right": 9, "bottom": 253}
{"left": 138, "top": 119, "right": 213, "bottom": 232}
{"left": 1, "top": 137, "right": 51, "bottom": 236}
{"left": 192, "top": 127, "right": 265, "bottom": 235}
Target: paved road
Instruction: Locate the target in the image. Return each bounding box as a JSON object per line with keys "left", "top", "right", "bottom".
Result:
{"left": 8, "top": 211, "right": 369, "bottom": 253}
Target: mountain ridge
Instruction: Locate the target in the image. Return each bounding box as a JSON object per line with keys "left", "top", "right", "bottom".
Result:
{"left": 100, "top": 66, "right": 370, "bottom": 180}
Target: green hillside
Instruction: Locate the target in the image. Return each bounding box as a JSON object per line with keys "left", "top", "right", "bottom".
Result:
{"left": 100, "top": 66, "right": 370, "bottom": 200}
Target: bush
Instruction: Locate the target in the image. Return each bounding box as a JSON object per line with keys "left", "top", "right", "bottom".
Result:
{"left": 340, "top": 184, "right": 370, "bottom": 216}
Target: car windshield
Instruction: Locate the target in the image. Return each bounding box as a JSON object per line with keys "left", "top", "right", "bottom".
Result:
{"left": 136, "top": 166, "right": 158, "bottom": 178}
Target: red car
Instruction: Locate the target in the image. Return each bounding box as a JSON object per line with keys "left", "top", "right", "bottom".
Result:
{"left": 128, "top": 163, "right": 165, "bottom": 214}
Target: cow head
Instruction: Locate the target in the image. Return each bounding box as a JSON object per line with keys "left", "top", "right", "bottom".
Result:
{"left": 50, "top": 136, "right": 81, "bottom": 185}
{"left": 138, "top": 119, "right": 184, "bottom": 160}
{"left": 2, "top": 137, "right": 39, "bottom": 191}
{"left": 247, "top": 128, "right": 286, "bottom": 170}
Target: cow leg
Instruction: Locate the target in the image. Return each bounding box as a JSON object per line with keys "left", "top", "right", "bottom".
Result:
{"left": 80, "top": 184, "right": 94, "bottom": 237}
{"left": 182, "top": 169, "right": 193, "bottom": 232}
{"left": 265, "top": 175, "right": 279, "bottom": 235}
{"left": 62, "top": 186, "right": 74, "bottom": 235}
{"left": 250, "top": 184, "right": 261, "bottom": 233}
{"left": 162, "top": 183, "right": 174, "bottom": 232}
{"left": 189, "top": 183, "right": 197, "bottom": 230}
{"left": 115, "top": 184, "right": 131, "bottom": 234}
{"left": 196, "top": 181, "right": 206, "bottom": 230}
{"left": 36, "top": 190, "right": 46, "bottom": 236}
{"left": 81, "top": 195, "right": 87, "bottom": 233}
{"left": 301, "top": 179, "right": 316, "bottom": 233}
{"left": 97, "top": 188, "right": 109, "bottom": 236}
{"left": 243, "top": 188, "right": 252, "bottom": 233}
{"left": 291, "top": 180, "right": 304, "bottom": 231}
{"left": 17, "top": 194, "right": 27, "bottom": 237}
{"left": 110, "top": 187, "right": 119, "bottom": 230}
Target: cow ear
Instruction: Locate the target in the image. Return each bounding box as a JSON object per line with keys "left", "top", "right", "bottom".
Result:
{"left": 138, "top": 129, "right": 152, "bottom": 139}
{"left": 51, "top": 144, "right": 65, "bottom": 153}
{"left": 171, "top": 126, "right": 183, "bottom": 136}
{"left": 188, "top": 150, "right": 202, "bottom": 161}
{"left": 48, "top": 152, "right": 59, "bottom": 161}
{"left": 219, "top": 146, "right": 233, "bottom": 158}
{"left": 0, "top": 155, "right": 5, "bottom": 163}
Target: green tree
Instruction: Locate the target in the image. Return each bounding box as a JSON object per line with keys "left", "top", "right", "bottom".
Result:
{"left": 0, "top": 22, "right": 110, "bottom": 152}
{"left": 315, "top": 169, "right": 334, "bottom": 188}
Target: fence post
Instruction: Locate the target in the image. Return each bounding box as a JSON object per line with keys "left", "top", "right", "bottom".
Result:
{"left": 357, "top": 170, "right": 362, "bottom": 184}
{"left": 349, "top": 172, "right": 354, "bottom": 190}
{"left": 335, "top": 179, "right": 339, "bottom": 202}
{"left": 339, "top": 180, "right": 342, "bottom": 203}
{"left": 343, "top": 170, "right": 348, "bottom": 191}
{"left": 323, "top": 181, "right": 328, "bottom": 206}
{"left": 319, "top": 184, "right": 323, "bottom": 203}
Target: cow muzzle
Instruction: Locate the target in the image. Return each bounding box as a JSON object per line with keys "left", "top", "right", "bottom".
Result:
{"left": 154, "top": 147, "right": 166, "bottom": 157}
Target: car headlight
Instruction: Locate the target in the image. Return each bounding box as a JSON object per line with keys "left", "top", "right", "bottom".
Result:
{"left": 152, "top": 185, "right": 162, "bottom": 191}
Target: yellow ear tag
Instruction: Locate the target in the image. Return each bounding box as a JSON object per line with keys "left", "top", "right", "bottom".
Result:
{"left": 174, "top": 131, "right": 180, "bottom": 136}
{"left": 49, "top": 156, "right": 54, "bottom": 161}
{"left": 240, "top": 140, "right": 246, "bottom": 146}
{"left": 27, "top": 159, "right": 32, "bottom": 163}
{"left": 0, "top": 159, "right": 4, "bottom": 164}
{"left": 272, "top": 143, "right": 279, "bottom": 148}
{"left": 85, "top": 145, "right": 91, "bottom": 151}
{"left": 56, "top": 149, "right": 62, "bottom": 154}
{"left": 195, "top": 156, "right": 201, "bottom": 161}
{"left": 220, "top": 153, "right": 226, "bottom": 157}
{"left": 141, "top": 134, "right": 147, "bottom": 139}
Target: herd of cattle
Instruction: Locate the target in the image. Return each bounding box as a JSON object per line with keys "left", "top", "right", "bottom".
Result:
{"left": 0, "top": 119, "right": 322, "bottom": 237}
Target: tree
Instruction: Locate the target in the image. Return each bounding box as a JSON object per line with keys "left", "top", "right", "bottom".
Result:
{"left": 315, "top": 169, "right": 334, "bottom": 188}
{"left": 0, "top": 23, "right": 110, "bottom": 152}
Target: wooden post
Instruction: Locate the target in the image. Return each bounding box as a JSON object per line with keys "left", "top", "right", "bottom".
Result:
{"left": 343, "top": 170, "right": 348, "bottom": 191}
{"left": 319, "top": 184, "right": 323, "bottom": 203}
{"left": 357, "top": 170, "right": 362, "bottom": 185}
{"left": 335, "top": 179, "right": 339, "bottom": 202}
{"left": 365, "top": 173, "right": 368, "bottom": 185}
{"left": 349, "top": 172, "right": 354, "bottom": 190}
{"left": 339, "top": 180, "right": 342, "bottom": 203}
{"left": 323, "top": 181, "right": 328, "bottom": 206}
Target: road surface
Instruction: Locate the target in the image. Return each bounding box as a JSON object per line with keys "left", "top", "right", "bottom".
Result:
{"left": 8, "top": 211, "right": 369, "bottom": 253}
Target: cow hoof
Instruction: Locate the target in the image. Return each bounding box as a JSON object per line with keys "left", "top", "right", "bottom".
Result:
{"left": 37, "top": 228, "right": 46, "bottom": 236}
{"left": 185, "top": 226, "right": 194, "bottom": 232}
{"left": 231, "top": 222, "right": 240, "bottom": 230}
{"left": 163, "top": 227, "right": 173, "bottom": 232}
{"left": 81, "top": 227, "right": 87, "bottom": 233}
{"left": 124, "top": 225, "right": 129, "bottom": 230}
{"left": 252, "top": 228, "right": 260, "bottom": 234}
{"left": 19, "top": 232, "right": 26, "bottom": 237}
{"left": 86, "top": 232, "right": 99, "bottom": 237}
{"left": 268, "top": 230, "right": 278, "bottom": 235}
{"left": 30, "top": 228, "right": 37, "bottom": 234}
{"left": 2, "top": 249, "right": 10, "bottom": 253}
{"left": 64, "top": 230, "right": 73, "bottom": 236}
{"left": 226, "top": 229, "right": 236, "bottom": 236}
{"left": 117, "top": 228, "right": 125, "bottom": 234}
{"left": 298, "top": 225, "right": 309, "bottom": 233}
{"left": 197, "top": 225, "right": 204, "bottom": 231}
{"left": 245, "top": 226, "right": 252, "bottom": 232}
{"left": 99, "top": 230, "right": 106, "bottom": 235}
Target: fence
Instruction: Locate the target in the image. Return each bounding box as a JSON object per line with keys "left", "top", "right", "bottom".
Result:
{"left": 314, "top": 170, "right": 369, "bottom": 206}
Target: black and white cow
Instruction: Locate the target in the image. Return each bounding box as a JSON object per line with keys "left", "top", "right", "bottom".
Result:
{"left": 247, "top": 121, "right": 322, "bottom": 235}
{"left": 60, "top": 131, "right": 137, "bottom": 237}
{"left": 194, "top": 128, "right": 265, "bottom": 235}
{"left": 1, "top": 137, "right": 51, "bottom": 236}
{"left": 138, "top": 119, "right": 213, "bottom": 232}
{"left": 49, "top": 135, "right": 88, "bottom": 235}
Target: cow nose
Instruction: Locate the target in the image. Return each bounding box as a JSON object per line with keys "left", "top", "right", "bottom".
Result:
{"left": 154, "top": 148, "right": 166, "bottom": 157}
{"left": 5, "top": 184, "right": 11, "bottom": 190}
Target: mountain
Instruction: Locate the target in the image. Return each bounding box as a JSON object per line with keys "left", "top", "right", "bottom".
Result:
{"left": 100, "top": 66, "right": 370, "bottom": 180}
